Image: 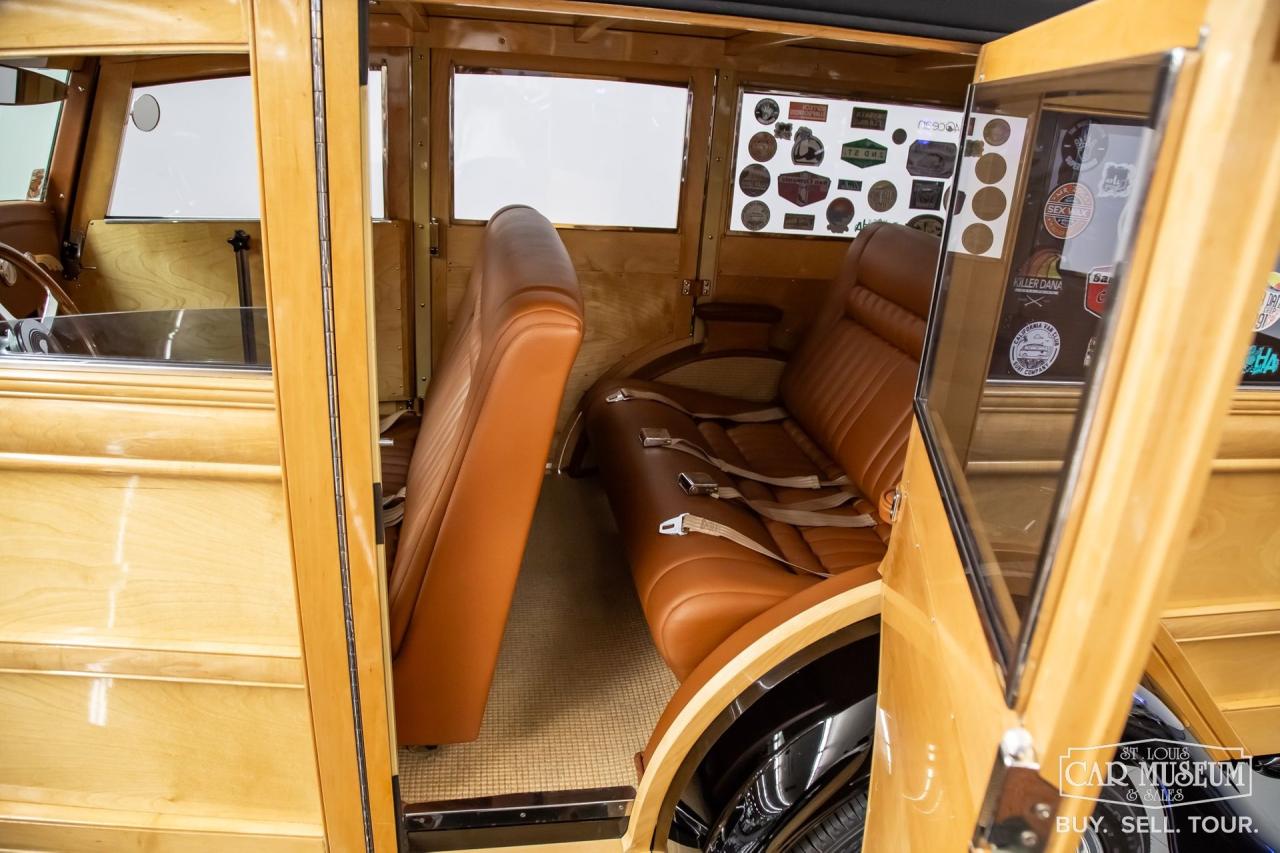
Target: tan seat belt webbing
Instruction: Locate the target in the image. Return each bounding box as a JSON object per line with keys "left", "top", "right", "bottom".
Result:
{"left": 659, "top": 513, "right": 831, "bottom": 578}
{"left": 608, "top": 387, "right": 787, "bottom": 423}
{"left": 640, "top": 428, "right": 849, "bottom": 490}
{"left": 707, "top": 484, "right": 877, "bottom": 528}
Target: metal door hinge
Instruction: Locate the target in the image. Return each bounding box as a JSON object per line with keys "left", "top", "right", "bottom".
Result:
{"left": 973, "top": 728, "right": 1062, "bottom": 852}
{"left": 428, "top": 217, "right": 440, "bottom": 256}
{"left": 888, "top": 487, "right": 903, "bottom": 523}
{"left": 682, "top": 278, "right": 711, "bottom": 297}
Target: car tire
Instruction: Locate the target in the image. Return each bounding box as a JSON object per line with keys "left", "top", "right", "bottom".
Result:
{"left": 786, "top": 787, "right": 868, "bottom": 853}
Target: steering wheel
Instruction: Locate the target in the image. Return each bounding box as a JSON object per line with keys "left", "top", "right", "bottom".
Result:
{"left": 0, "top": 241, "right": 95, "bottom": 356}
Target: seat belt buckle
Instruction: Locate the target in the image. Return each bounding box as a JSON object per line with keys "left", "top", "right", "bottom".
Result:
{"left": 677, "top": 471, "right": 719, "bottom": 496}
{"left": 659, "top": 513, "right": 690, "bottom": 536}
{"left": 640, "top": 427, "right": 672, "bottom": 447}
{"left": 606, "top": 388, "right": 631, "bottom": 403}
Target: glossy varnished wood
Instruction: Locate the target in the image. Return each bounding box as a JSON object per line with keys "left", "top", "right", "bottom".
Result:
{"left": 0, "top": 0, "right": 249, "bottom": 57}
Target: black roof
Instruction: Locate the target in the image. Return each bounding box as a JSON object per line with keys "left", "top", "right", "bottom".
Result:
{"left": 616, "top": 0, "right": 1091, "bottom": 43}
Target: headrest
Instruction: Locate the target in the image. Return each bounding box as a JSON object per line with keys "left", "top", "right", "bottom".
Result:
{"left": 839, "top": 222, "right": 938, "bottom": 320}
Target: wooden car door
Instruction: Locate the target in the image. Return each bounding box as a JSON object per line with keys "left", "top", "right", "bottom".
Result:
{"left": 864, "top": 0, "right": 1280, "bottom": 850}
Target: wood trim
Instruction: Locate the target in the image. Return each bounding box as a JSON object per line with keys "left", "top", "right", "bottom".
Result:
{"left": 419, "top": 0, "right": 980, "bottom": 56}
{"left": 69, "top": 60, "right": 135, "bottom": 236}
{"left": 0, "top": 365, "right": 275, "bottom": 406}
{"left": 976, "top": 0, "right": 1206, "bottom": 83}
{"left": 1146, "top": 626, "right": 1242, "bottom": 748}
{"left": 45, "top": 63, "right": 95, "bottom": 236}
{"left": 410, "top": 34, "right": 433, "bottom": 394}
{"left": 0, "top": 0, "right": 250, "bottom": 56}
{"left": 0, "top": 641, "right": 305, "bottom": 687}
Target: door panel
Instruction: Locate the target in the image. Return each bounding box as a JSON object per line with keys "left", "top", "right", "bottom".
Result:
{"left": 868, "top": 0, "right": 1280, "bottom": 849}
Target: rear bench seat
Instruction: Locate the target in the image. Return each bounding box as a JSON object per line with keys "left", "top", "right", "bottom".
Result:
{"left": 584, "top": 222, "right": 937, "bottom": 679}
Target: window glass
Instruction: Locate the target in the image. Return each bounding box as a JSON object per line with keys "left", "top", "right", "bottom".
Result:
{"left": 109, "top": 76, "right": 260, "bottom": 219}
{"left": 728, "top": 89, "right": 963, "bottom": 239}
{"left": 0, "top": 67, "right": 67, "bottom": 202}
{"left": 368, "top": 66, "right": 386, "bottom": 219}
{"left": 916, "top": 54, "right": 1179, "bottom": 681}
{"left": 1242, "top": 256, "right": 1280, "bottom": 386}
{"left": 451, "top": 70, "right": 689, "bottom": 228}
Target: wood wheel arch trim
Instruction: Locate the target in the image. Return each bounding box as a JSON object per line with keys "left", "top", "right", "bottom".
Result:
{"left": 626, "top": 576, "right": 882, "bottom": 851}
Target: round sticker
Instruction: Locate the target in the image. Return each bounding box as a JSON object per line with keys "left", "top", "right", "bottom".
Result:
{"left": 1256, "top": 285, "right": 1280, "bottom": 332}
{"left": 983, "top": 118, "right": 1011, "bottom": 146}
{"left": 826, "top": 198, "right": 855, "bottom": 233}
{"left": 740, "top": 200, "right": 771, "bottom": 232}
{"left": 974, "top": 153, "right": 1007, "bottom": 184}
{"left": 1043, "top": 182, "right": 1095, "bottom": 239}
{"left": 1009, "top": 321, "right": 1061, "bottom": 377}
{"left": 748, "top": 131, "right": 777, "bottom": 162}
{"left": 943, "top": 186, "right": 966, "bottom": 214}
{"left": 961, "top": 223, "right": 994, "bottom": 254}
{"left": 738, "top": 164, "right": 771, "bottom": 197}
{"left": 1061, "top": 119, "right": 1109, "bottom": 172}
{"left": 971, "top": 186, "right": 1007, "bottom": 221}
{"left": 907, "top": 214, "right": 943, "bottom": 237}
{"left": 867, "top": 180, "right": 897, "bottom": 212}
{"left": 892, "top": 128, "right": 907, "bottom": 145}
{"left": 755, "top": 98, "right": 780, "bottom": 125}
{"left": 791, "top": 128, "right": 825, "bottom": 166}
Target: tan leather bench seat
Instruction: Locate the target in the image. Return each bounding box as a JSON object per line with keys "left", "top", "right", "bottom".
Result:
{"left": 584, "top": 223, "right": 937, "bottom": 679}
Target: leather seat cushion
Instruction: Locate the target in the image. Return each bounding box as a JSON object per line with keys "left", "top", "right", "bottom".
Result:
{"left": 584, "top": 379, "right": 886, "bottom": 679}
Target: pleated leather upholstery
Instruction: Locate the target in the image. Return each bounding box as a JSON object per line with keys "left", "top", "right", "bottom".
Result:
{"left": 389, "top": 206, "right": 583, "bottom": 745}
{"left": 584, "top": 222, "right": 937, "bottom": 679}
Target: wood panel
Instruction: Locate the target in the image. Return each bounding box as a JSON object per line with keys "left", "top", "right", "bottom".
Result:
{"left": 863, "top": 426, "right": 1015, "bottom": 852}
{"left": 0, "top": 0, "right": 249, "bottom": 57}
{"left": 0, "top": 367, "right": 325, "bottom": 849}
{"left": 374, "top": 220, "right": 413, "bottom": 400}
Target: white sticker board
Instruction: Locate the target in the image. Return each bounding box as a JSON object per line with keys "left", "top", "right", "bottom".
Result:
{"left": 729, "top": 90, "right": 964, "bottom": 239}
{"left": 947, "top": 112, "right": 1030, "bottom": 259}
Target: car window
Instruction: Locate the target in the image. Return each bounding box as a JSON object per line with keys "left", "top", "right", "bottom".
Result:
{"left": 0, "top": 67, "right": 67, "bottom": 202}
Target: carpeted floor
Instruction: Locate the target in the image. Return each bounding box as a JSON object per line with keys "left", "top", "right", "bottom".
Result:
{"left": 397, "top": 474, "right": 679, "bottom": 804}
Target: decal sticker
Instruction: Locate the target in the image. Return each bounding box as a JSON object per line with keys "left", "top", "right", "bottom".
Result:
{"left": 747, "top": 131, "right": 777, "bottom": 162}
{"left": 851, "top": 107, "right": 887, "bottom": 131}
{"left": 1097, "top": 162, "right": 1134, "bottom": 198}
{"left": 841, "top": 138, "right": 888, "bottom": 169}
{"left": 962, "top": 223, "right": 994, "bottom": 254}
{"left": 1009, "top": 321, "right": 1062, "bottom": 377}
{"left": 826, "top": 198, "right": 855, "bottom": 233}
{"left": 1061, "top": 119, "right": 1109, "bottom": 172}
{"left": 1244, "top": 344, "right": 1279, "bottom": 378}
{"left": 964, "top": 139, "right": 985, "bottom": 158}
{"left": 788, "top": 101, "right": 828, "bottom": 122}
{"left": 776, "top": 171, "right": 831, "bottom": 207}
{"left": 1084, "top": 335, "right": 1097, "bottom": 369}
{"left": 1084, "top": 264, "right": 1112, "bottom": 318}
{"left": 852, "top": 217, "right": 887, "bottom": 236}
{"left": 790, "top": 127, "right": 825, "bottom": 166}
{"left": 971, "top": 186, "right": 1007, "bottom": 222}
{"left": 906, "top": 140, "right": 957, "bottom": 178}
{"left": 907, "top": 214, "right": 943, "bottom": 237}
{"left": 1043, "top": 182, "right": 1095, "bottom": 239}
{"left": 783, "top": 213, "right": 816, "bottom": 231}
{"left": 1255, "top": 281, "right": 1280, "bottom": 332}
{"left": 738, "top": 164, "right": 771, "bottom": 197}
{"left": 1012, "top": 249, "right": 1063, "bottom": 308}
{"left": 837, "top": 179, "right": 862, "bottom": 192}
{"left": 754, "top": 98, "right": 780, "bottom": 125}
{"left": 866, "top": 180, "right": 897, "bottom": 212}
{"left": 983, "top": 118, "right": 1011, "bottom": 146}
{"left": 974, "top": 153, "right": 1007, "bottom": 184}
{"left": 740, "top": 200, "right": 771, "bottom": 232}
{"left": 917, "top": 118, "right": 959, "bottom": 134}
{"left": 909, "top": 179, "right": 944, "bottom": 210}
{"left": 774, "top": 122, "right": 793, "bottom": 140}
{"left": 892, "top": 128, "right": 908, "bottom": 145}
{"left": 943, "top": 186, "right": 966, "bottom": 214}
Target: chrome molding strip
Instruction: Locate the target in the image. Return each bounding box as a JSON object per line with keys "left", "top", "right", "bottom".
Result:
{"left": 308, "top": 0, "right": 374, "bottom": 848}
{"left": 404, "top": 786, "right": 633, "bottom": 833}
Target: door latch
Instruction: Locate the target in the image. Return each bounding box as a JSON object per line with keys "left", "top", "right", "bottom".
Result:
{"left": 973, "top": 728, "right": 1062, "bottom": 852}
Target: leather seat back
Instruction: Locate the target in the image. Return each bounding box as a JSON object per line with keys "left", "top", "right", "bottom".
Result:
{"left": 780, "top": 222, "right": 937, "bottom": 503}
{"left": 390, "top": 205, "right": 583, "bottom": 744}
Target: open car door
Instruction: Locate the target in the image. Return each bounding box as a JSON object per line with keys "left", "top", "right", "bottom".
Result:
{"left": 865, "top": 0, "right": 1280, "bottom": 850}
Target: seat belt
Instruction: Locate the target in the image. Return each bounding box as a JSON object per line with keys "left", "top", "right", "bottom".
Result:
{"left": 659, "top": 513, "right": 831, "bottom": 578}
{"left": 640, "top": 428, "right": 849, "bottom": 490}
{"left": 676, "top": 471, "right": 877, "bottom": 528}
{"left": 607, "top": 387, "right": 787, "bottom": 423}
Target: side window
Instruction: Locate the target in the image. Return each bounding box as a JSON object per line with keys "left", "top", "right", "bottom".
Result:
{"left": 727, "top": 89, "right": 963, "bottom": 239}
{"left": 368, "top": 64, "right": 386, "bottom": 220}
{"left": 0, "top": 66, "right": 67, "bottom": 202}
{"left": 451, "top": 69, "right": 690, "bottom": 229}
{"left": 108, "top": 76, "right": 259, "bottom": 219}
{"left": 1242, "top": 257, "right": 1280, "bottom": 386}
